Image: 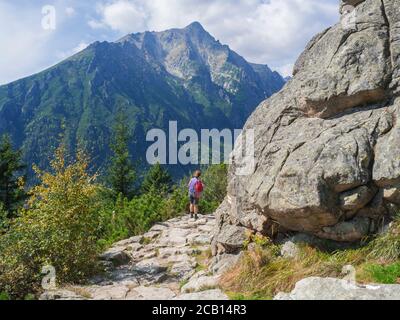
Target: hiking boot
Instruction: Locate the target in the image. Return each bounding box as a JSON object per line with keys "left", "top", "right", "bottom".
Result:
{"left": 190, "top": 213, "right": 194, "bottom": 219}
{"left": 195, "top": 214, "right": 198, "bottom": 220}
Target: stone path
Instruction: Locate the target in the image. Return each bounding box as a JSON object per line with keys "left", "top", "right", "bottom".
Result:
{"left": 41, "top": 214, "right": 231, "bottom": 300}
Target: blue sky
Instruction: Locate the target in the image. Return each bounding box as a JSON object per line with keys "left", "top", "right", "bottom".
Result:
{"left": 0, "top": 0, "right": 340, "bottom": 85}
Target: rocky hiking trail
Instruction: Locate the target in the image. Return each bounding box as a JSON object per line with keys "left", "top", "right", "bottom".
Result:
{"left": 40, "top": 212, "right": 400, "bottom": 300}
{"left": 41, "top": 214, "right": 236, "bottom": 300}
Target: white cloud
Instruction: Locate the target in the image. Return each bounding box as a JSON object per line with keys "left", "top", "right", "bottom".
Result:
{"left": 0, "top": 0, "right": 340, "bottom": 84}
{"left": 93, "top": 0, "right": 148, "bottom": 33}
{"left": 88, "top": 19, "right": 105, "bottom": 29}
{"left": 56, "top": 41, "right": 89, "bottom": 60}
{"left": 73, "top": 41, "right": 89, "bottom": 53}
{"left": 275, "top": 64, "right": 295, "bottom": 78}
{"left": 0, "top": 2, "right": 54, "bottom": 85}
{"left": 89, "top": 0, "right": 339, "bottom": 76}
{"left": 66, "top": 7, "right": 76, "bottom": 17}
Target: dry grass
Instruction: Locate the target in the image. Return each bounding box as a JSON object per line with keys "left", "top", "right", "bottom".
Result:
{"left": 65, "top": 285, "right": 93, "bottom": 299}
{"left": 220, "top": 240, "right": 395, "bottom": 300}
{"left": 367, "top": 220, "right": 400, "bottom": 262}
{"left": 221, "top": 215, "right": 400, "bottom": 300}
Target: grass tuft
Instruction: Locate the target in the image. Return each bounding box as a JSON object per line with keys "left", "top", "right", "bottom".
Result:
{"left": 367, "top": 215, "right": 400, "bottom": 262}
{"left": 220, "top": 215, "right": 400, "bottom": 299}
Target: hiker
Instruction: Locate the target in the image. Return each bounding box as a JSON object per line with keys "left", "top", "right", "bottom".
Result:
{"left": 188, "top": 170, "right": 204, "bottom": 219}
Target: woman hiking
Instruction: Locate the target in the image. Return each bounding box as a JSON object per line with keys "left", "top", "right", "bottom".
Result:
{"left": 188, "top": 170, "right": 204, "bottom": 220}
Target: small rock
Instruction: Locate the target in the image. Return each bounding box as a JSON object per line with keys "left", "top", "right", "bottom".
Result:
{"left": 210, "top": 253, "right": 242, "bottom": 275}
{"left": 149, "top": 223, "right": 169, "bottom": 232}
{"left": 188, "top": 234, "right": 212, "bottom": 245}
{"left": 126, "top": 286, "right": 177, "bottom": 300}
{"left": 138, "top": 273, "right": 170, "bottom": 286}
{"left": 126, "top": 243, "right": 143, "bottom": 252}
{"left": 166, "top": 254, "right": 195, "bottom": 263}
{"left": 281, "top": 241, "right": 300, "bottom": 259}
{"left": 100, "top": 247, "right": 131, "bottom": 267}
{"left": 198, "top": 225, "right": 214, "bottom": 233}
{"left": 156, "top": 228, "right": 191, "bottom": 246}
{"left": 143, "top": 251, "right": 157, "bottom": 260}
{"left": 114, "top": 235, "right": 143, "bottom": 247}
{"left": 274, "top": 277, "right": 400, "bottom": 300}
{"left": 339, "top": 186, "right": 377, "bottom": 211}
{"left": 170, "top": 261, "right": 197, "bottom": 280}
{"left": 181, "top": 275, "right": 220, "bottom": 293}
{"left": 383, "top": 185, "right": 400, "bottom": 204}
{"left": 175, "top": 289, "right": 228, "bottom": 300}
{"left": 86, "top": 284, "right": 130, "bottom": 300}
{"left": 133, "top": 258, "right": 167, "bottom": 275}
{"left": 158, "top": 247, "right": 195, "bottom": 258}
{"left": 40, "top": 290, "right": 85, "bottom": 300}
{"left": 143, "top": 230, "right": 161, "bottom": 240}
{"left": 316, "top": 217, "right": 373, "bottom": 242}
{"left": 216, "top": 224, "right": 248, "bottom": 253}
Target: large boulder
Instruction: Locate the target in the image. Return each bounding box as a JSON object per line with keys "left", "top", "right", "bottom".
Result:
{"left": 274, "top": 277, "right": 400, "bottom": 300}
{"left": 214, "top": 0, "right": 400, "bottom": 245}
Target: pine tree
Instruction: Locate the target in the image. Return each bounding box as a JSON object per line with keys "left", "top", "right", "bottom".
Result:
{"left": 141, "top": 163, "right": 173, "bottom": 194}
{"left": 107, "top": 110, "right": 135, "bottom": 198}
{"left": 0, "top": 134, "right": 26, "bottom": 216}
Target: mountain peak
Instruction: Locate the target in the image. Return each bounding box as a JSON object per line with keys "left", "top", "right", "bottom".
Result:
{"left": 184, "top": 21, "right": 205, "bottom": 32}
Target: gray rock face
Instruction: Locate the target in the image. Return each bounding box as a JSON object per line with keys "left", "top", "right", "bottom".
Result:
{"left": 214, "top": 0, "right": 400, "bottom": 244}
{"left": 274, "top": 277, "right": 400, "bottom": 300}
{"left": 215, "top": 224, "right": 248, "bottom": 254}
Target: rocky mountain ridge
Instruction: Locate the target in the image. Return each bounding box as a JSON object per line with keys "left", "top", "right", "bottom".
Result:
{"left": 0, "top": 22, "right": 285, "bottom": 178}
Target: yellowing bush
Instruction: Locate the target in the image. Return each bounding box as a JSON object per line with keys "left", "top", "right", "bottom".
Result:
{"left": 0, "top": 146, "right": 101, "bottom": 298}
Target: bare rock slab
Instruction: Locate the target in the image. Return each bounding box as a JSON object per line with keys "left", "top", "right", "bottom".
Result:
{"left": 126, "top": 286, "right": 177, "bottom": 300}
{"left": 181, "top": 275, "right": 220, "bottom": 293}
{"left": 275, "top": 277, "right": 400, "bottom": 300}
{"left": 175, "top": 289, "right": 229, "bottom": 300}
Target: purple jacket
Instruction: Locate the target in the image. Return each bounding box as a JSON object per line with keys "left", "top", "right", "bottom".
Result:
{"left": 188, "top": 177, "right": 202, "bottom": 197}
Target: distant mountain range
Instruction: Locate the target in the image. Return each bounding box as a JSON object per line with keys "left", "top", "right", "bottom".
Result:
{"left": 0, "top": 22, "right": 285, "bottom": 179}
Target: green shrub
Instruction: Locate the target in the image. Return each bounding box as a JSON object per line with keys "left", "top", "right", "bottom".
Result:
{"left": 366, "top": 263, "right": 400, "bottom": 284}
{"left": 0, "top": 292, "right": 10, "bottom": 300}
{"left": 200, "top": 164, "right": 228, "bottom": 213}
{"left": 99, "top": 188, "right": 186, "bottom": 246}
{"left": 0, "top": 203, "right": 9, "bottom": 234}
{"left": 166, "top": 177, "right": 191, "bottom": 215}
{"left": 0, "top": 146, "right": 101, "bottom": 298}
